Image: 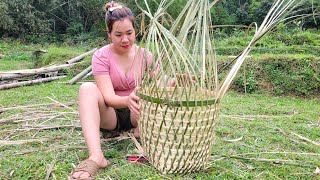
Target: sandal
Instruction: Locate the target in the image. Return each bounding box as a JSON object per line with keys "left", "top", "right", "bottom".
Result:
{"left": 69, "top": 159, "right": 109, "bottom": 180}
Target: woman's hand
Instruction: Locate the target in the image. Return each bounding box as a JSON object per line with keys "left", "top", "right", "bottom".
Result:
{"left": 157, "top": 75, "right": 176, "bottom": 87}
{"left": 128, "top": 89, "right": 140, "bottom": 120}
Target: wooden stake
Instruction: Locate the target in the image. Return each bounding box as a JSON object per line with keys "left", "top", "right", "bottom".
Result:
{"left": 0, "top": 76, "right": 66, "bottom": 90}
{"left": 66, "top": 48, "right": 97, "bottom": 64}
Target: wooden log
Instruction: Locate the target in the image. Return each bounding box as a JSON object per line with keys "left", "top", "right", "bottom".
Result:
{"left": 66, "top": 48, "right": 97, "bottom": 64}
{"left": 0, "top": 64, "right": 76, "bottom": 80}
{"left": 0, "top": 76, "right": 66, "bottom": 90}
{"left": 67, "top": 65, "right": 92, "bottom": 85}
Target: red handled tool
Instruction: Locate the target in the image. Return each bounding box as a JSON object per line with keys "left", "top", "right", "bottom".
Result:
{"left": 126, "top": 155, "right": 148, "bottom": 163}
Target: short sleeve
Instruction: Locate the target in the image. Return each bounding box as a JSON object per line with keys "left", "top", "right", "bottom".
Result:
{"left": 92, "top": 49, "right": 110, "bottom": 75}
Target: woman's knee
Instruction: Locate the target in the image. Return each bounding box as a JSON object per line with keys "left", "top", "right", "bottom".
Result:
{"left": 79, "top": 82, "right": 101, "bottom": 97}
{"left": 79, "top": 82, "right": 97, "bottom": 94}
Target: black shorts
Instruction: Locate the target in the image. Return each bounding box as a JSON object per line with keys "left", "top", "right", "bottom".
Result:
{"left": 100, "top": 108, "right": 133, "bottom": 138}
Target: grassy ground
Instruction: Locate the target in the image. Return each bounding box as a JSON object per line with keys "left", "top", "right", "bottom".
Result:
{"left": 0, "top": 41, "right": 319, "bottom": 179}
{"left": 0, "top": 80, "right": 319, "bottom": 179}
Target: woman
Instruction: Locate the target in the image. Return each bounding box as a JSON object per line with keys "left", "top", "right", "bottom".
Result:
{"left": 70, "top": 1, "right": 151, "bottom": 179}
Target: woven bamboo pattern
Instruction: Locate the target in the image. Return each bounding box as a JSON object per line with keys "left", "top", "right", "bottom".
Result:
{"left": 138, "top": 87, "right": 219, "bottom": 174}
{"left": 135, "top": 0, "right": 302, "bottom": 174}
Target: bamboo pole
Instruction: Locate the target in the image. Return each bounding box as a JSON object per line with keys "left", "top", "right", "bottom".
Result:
{"left": 81, "top": 71, "right": 92, "bottom": 80}
{"left": 0, "top": 64, "right": 76, "bottom": 80}
{"left": 0, "top": 76, "right": 66, "bottom": 90}
{"left": 67, "top": 65, "right": 92, "bottom": 85}
{"left": 66, "top": 48, "right": 97, "bottom": 64}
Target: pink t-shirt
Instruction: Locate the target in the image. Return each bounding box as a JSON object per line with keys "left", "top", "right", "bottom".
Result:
{"left": 92, "top": 45, "right": 152, "bottom": 96}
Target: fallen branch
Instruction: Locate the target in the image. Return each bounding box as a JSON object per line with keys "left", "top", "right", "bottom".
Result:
{"left": 0, "top": 63, "right": 76, "bottom": 80}
{"left": 48, "top": 101, "right": 78, "bottom": 108}
{"left": 2, "top": 125, "right": 81, "bottom": 132}
{"left": 290, "top": 131, "right": 320, "bottom": 146}
{"left": 0, "top": 145, "right": 88, "bottom": 157}
{"left": 66, "top": 48, "right": 97, "bottom": 64}
{"left": 220, "top": 114, "right": 295, "bottom": 121}
{"left": 0, "top": 136, "right": 66, "bottom": 145}
{"left": 0, "top": 101, "right": 77, "bottom": 113}
{"left": 0, "top": 76, "right": 66, "bottom": 90}
{"left": 233, "top": 151, "right": 320, "bottom": 157}
{"left": 45, "top": 161, "right": 55, "bottom": 180}
{"left": 67, "top": 65, "right": 92, "bottom": 85}
{"left": 277, "top": 128, "right": 306, "bottom": 144}
{"left": 224, "top": 155, "right": 304, "bottom": 165}
{"left": 47, "top": 97, "right": 76, "bottom": 112}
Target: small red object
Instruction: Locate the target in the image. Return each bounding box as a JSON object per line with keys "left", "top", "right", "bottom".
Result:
{"left": 126, "top": 155, "right": 148, "bottom": 163}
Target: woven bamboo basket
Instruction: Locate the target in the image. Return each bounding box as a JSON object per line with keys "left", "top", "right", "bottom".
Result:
{"left": 138, "top": 87, "right": 219, "bottom": 174}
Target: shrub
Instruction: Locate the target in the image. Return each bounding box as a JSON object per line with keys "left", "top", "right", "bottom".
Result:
{"left": 220, "top": 54, "right": 320, "bottom": 96}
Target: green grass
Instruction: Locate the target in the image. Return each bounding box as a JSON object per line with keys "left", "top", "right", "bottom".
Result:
{"left": 0, "top": 80, "right": 319, "bottom": 179}
{"left": 0, "top": 40, "right": 319, "bottom": 179}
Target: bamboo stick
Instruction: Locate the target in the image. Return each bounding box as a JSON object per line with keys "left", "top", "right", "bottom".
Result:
{"left": 0, "top": 101, "right": 77, "bottom": 112}
{"left": 0, "top": 136, "right": 65, "bottom": 145}
{"left": 0, "top": 64, "right": 75, "bottom": 80}
{"left": 66, "top": 48, "right": 97, "bottom": 64}
{"left": 0, "top": 76, "right": 66, "bottom": 90}
{"left": 45, "top": 161, "right": 55, "bottom": 180}
{"left": 81, "top": 71, "right": 92, "bottom": 80}
{"left": 290, "top": 131, "right": 320, "bottom": 146}
{"left": 67, "top": 65, "right": 92, "bottom": 85}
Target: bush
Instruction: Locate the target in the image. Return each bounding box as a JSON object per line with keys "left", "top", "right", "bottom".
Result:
{"left": 220, "top": 54, "right": 320, "bottom": 96}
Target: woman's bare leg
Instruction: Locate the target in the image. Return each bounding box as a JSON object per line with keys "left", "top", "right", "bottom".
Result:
{"left": 72, "top": 82, "right": 117, "bottom": 179}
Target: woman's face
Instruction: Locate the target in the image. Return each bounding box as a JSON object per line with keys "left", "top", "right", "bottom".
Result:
{"left": 109, "top": 18, "right": 135, "bottom": 54}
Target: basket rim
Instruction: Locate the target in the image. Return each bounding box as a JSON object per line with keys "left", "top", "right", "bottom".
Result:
{"left": 136, "top": 91, "right": 216, "bottom": 107}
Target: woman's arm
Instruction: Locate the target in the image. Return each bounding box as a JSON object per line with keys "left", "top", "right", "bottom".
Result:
{"left": 94, "top": 75, "right": 128, "bottom": 108}
{"left": 95, "top": 75, "right": 140, "bottom": 115}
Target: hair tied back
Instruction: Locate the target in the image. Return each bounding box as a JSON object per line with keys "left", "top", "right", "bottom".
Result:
{"left": 109, "top": 6, "right": 123, "bottom": 12}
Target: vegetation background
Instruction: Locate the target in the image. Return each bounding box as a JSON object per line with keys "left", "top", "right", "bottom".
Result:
{"left": 0, "top": 0, "right": 319, "bottom": 42}
{"left": 0, "top": 0, "right": 319, "bottom": 179}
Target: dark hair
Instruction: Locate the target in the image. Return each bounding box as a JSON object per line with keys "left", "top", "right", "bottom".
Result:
{"left": 104, "top": 2, "right": 135, "bottom": 33}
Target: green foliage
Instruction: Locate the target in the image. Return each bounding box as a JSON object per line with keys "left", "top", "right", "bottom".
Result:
{"left": 0, "top": 0, "right": 51, "bottom": 37}
{"left": 261, "top": 54, "right": 320, "bottom": 96}
{"left": 230, "top": 54, "right": 320, "bottom": 96}
{"left": 1, "top": 0, "right": 318, "bottom": 43}
{"left": 35, "top": 46, "right": 86, "bottom": 67}
{"left": 233, "top": 63, "right": 258, "bottom": 93}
